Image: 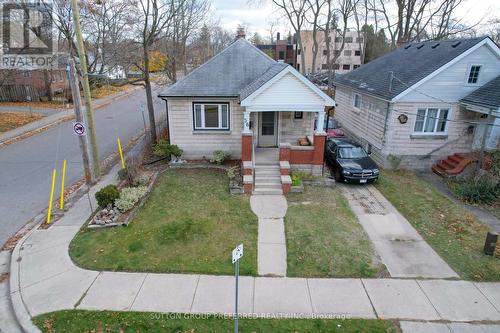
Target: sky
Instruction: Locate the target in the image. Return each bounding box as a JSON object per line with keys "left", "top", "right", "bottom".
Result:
{"left": 212, "top": 0, "right": 500, "bottom": 39}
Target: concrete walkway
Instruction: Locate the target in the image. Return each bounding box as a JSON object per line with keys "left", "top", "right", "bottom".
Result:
{"left": 250, "top": 195, "right": 288, "bottom": 276}
{"left": 6, "top": 167, "right": 500, "bottom": 333}
{"left": 340, "top": 184, "right": 458, "bottom": 279}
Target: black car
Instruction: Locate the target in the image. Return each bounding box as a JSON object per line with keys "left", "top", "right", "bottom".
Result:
{"left": 325, "top": 138, "right": 379, "bottom": 183}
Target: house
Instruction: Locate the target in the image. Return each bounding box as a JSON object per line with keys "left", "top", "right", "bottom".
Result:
{"left": 297, "top": 30, "right": 365, "bottom": 74}
{"left": 333, "top": 36, "right": 500, "bottom": 172}
{"left": 256, "top": 32, "right": 296, "bottom": 67}
{"left": 158, "top": 37, "right": 335, "bottom": 194}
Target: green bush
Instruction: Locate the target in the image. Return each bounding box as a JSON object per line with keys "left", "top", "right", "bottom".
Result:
{"left": 95, "top": 185, "right": 120, "bottom": 208}
{"left": 227, "top": 166, "right": 239, "bottom": 180}
{"left": 291, "top": 173, "right": 302, "bottom": 186}
{"left": 454, "top": 179, "right": 499, "bottom": 204}
{"left": 114, "top": 186, "right": 147, "bottom": 212}
{"left": 210, "top": 150, "right": 229, "bottom": 164}
{"left": 491, "top": 151, "right": 500, "bottom": 177}
{"left": 133, "top": 174, "right": 150, "bottom": 187}
{"left": 153, "top": 140, "right": 183, "bottom": 158}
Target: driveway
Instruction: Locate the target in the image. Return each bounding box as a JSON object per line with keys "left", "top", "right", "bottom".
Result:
{"left": 0, "top": 86, "right": 164, "bottom": 246}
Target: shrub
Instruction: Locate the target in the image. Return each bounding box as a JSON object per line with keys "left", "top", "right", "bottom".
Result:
{"left": 118, "top": 157, "right": 140, "bottom": 186}
{"left": 95, "top": 185, "right": 120, "bottom": 208}
{"left": 291, "top": 173, "right": 302, "bottom": 186}
{"left": 153, "top": 140, "right": 183, "bottom": 158}
{"left": 114, "top": 186, "right": 147, "bottom": 212}
{"left": 133, "top": 174, "right": 150, "bottom": 187}
{"left": 227, "top": 166, "right": 239, "bottom": 180}
{"left": 454, "top": 178, "right": 499, "bottom": 205}
{"left": 491, "top": 151, "right": 500, "bottom": 178}
{"left": 210, "top": 150, "right": 229, "bottom": 165}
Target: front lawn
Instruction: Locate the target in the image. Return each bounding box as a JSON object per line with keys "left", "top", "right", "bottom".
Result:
{"left": 70, "top": 168, "right": 258, "bottom": 275}
{"left": 34, "top": 310, "right": 398, "bottom": 333}
{"left": 285, "top": 187, "right": 385, "bottom": 278}
{"left": 375, "top": 170, "right": 500, "bottom": 281}
{"left": 0, "top": 112, "right": 43, "bottom": 132}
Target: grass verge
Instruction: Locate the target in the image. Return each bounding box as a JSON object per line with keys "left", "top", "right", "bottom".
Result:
{"left": 70, "top": 168, "right": 258, "bottom": 275}
{"left": 0, "top": 112, "right": 43, "bottom": 132}
{"left": 34, "top": 310, "right": 399, "bottom": 333}
{"left": 286, "top": 186, "right": 384, "bottom": 278}
{"left": 375, "top": 170, "right": 500, "bottom": 281}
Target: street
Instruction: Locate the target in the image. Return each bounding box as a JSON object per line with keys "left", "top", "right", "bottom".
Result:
{"left": 0, "top": 86, "right": 165, "bottom": 245}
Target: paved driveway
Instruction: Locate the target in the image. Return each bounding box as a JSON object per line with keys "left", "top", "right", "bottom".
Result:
{"left": 0, "top": 86, "right": 164, "bottom": 245}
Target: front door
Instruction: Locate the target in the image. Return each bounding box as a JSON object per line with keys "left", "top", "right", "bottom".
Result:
{"left": 258, "top": 112, "right": 278, "bottom": 147}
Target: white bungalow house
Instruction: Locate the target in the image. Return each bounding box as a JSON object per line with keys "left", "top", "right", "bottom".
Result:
{"left": 333, "top": 36, "right": 500, "bottom": 175}
{"left": 158, "top": 37, "right": 335, "bottom": 194}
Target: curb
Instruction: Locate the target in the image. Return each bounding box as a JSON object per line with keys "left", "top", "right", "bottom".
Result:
{"left": 0, "top": 86, "right": 143, "bottom": 147}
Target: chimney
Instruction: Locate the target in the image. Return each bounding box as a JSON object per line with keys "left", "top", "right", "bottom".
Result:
{"left": 276, "top": 32, "right": 281, "bottom": 41}
{"left": 236, "top": 26, "right": 246, "bottom": 39}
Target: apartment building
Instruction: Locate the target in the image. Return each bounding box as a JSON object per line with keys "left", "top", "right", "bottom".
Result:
{"left": 256, "top": 32, "right": 296, "bottom": 67}
{"left": 297, "top": 30, "right": 365, "bottom": 74}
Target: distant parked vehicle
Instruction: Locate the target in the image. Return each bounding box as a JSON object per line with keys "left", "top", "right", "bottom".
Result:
{"left": 325, "top": 118, "right": 345, "bottom": 138}
{"left": 325, "top": 138, "right": 379, "bottom": 184}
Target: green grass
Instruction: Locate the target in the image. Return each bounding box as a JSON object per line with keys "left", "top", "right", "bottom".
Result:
{"left": 375, "top": 170, "right": 500, "bottom": 281}
{"left": 70, "top": 169, "right": 258, "bottom": 275}
{"left": 285, "top": 186, "right": 384, "bottom": 278}
{"left": 34, "top": 310, "right": 399, "bottom": 333}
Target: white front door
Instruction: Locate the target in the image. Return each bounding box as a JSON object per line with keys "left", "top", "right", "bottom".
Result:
{"left": 258, "top": 112, "right": 278, "bottom": 147}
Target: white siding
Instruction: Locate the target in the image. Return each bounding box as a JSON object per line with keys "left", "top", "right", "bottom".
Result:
{"left": 398, "top": 44, "right": 500, "bottom": 103}
{"left": 167, "top": 98, "right": 244, "bottom": 159}
{"left": 250, "top": 72, "right": 324, "bottom": 108}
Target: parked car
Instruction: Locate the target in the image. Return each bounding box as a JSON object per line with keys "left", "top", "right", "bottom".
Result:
{"left": 314, "top": 116, "right": 346, "bottom": 138}
{"left": 325, "top": 138, "right": 379, "bottom": 183}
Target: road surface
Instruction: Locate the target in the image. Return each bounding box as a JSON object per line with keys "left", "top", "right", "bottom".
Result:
{"left": 0, "top": 86, "right": 165, "bottom": 245}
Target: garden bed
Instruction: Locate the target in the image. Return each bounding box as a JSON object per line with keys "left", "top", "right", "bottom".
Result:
{"left": 285, "top": 186, "right": 385, "bottom": 278}
{"left": 70, "top": 168, "right": 258, "bottom": 275}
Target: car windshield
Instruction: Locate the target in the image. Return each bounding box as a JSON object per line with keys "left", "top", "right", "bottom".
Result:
{"left": 338, "top": 147, "right": 368, "bottom": 159}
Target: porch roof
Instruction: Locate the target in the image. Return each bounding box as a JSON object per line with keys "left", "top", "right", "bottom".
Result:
{"left": 460, "top": 75, "right": 500, "bottom": 112}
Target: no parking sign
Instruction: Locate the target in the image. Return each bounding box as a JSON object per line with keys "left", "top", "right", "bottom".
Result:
{"left": 73, "top": 122, "right": 86, "bottom": 136}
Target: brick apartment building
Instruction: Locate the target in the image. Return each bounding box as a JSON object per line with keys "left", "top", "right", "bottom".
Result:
{"left": 256, "top": 32, "right": 296, "bottom": 67}
{"left": 297, "top": 30, "right": 365, "bottom": 74}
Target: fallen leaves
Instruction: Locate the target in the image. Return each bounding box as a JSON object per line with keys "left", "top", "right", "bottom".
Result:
{"left": 0, "top": 111, "right": 44, "bottom": 132}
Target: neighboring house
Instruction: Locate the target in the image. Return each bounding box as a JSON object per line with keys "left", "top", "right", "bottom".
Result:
{"left": 297, "top": 30, "right": 365, "bottom": 74}
{"left": 256, "top": 32, "right": 296, "bottom": 67}
{"left": 158, "top": 37, "right": 335, "bottom": 194}
{"left": 333, "top": 36, "right": 500, "bottom": 171}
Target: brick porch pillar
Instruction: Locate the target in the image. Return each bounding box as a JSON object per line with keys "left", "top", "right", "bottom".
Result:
{"left": 312, "top": 132, "right": 326, "bottom": 165}
{"left": 242, "top": 133, "right": 252, "bottom": 161}
{"left": 279, "top": 142, "right": 291, "bottom": 162}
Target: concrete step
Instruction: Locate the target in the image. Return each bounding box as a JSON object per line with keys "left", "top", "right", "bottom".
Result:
{"left": 254, "top": 182, "right": 282, "bottom": 189}
{"left": 255, "top": 172, "right": 281, "bottom": 177}
{"left": 255, "top": 178, "right": 281, "bottom": 185}
{"left": 253, "top": 188, "right": 283, "bottom": 195}
{"left": 255, "top": 165, "right": 280, "bottom": 170}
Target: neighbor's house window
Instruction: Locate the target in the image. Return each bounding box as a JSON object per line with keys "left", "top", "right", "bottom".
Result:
{"left": 353, "top": 65, "right": 360, "bottom": 69}
{"left": 353, "top": 94, "right": 361, "bottom": 108}
{"left": 193, "top": 103, "right": 229, "bottom": 130}
{"left": 343, "top": 64, "right": 350, "bottom": 70}
{"left": 323, "top": 49, "right": 327, "bottom": 55}
{"left": 344, "top": 50, "right": 352, "bottom": 56}
{"left": 278, "top": 50, "right": 285, "bottom": 60}
{"left": 467, "top": 65, "right": 481, "bottom": 84}
{"left": 335, "top": 37, "right": 342, "bottom": 43}
{"left": 345, "top": 36, "right": 353, "bottom": 43}
{"left": 355, "top": 50, "right": 361, "bottom": 56}
{"left": 414, "top": 108, "right": 449, "bottom": 134}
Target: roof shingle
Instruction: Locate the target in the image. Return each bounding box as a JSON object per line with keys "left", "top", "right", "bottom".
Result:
{"left": 460, "top": 75, "right": 500, "bottom": 109}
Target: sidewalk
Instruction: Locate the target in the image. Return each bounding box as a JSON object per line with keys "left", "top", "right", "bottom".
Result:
{"left": 0, "top": 85, "right": 143, "bottom": 146}
{"left": 6, "top": 166, "right": 500, "bottom": 333}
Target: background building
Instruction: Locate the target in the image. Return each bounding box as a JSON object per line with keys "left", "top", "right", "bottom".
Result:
{"left": 297, "top": 30, "right": 365, "bottom": 74}
{"left": 256, "top": 32, "right": 296, "bottom": 67}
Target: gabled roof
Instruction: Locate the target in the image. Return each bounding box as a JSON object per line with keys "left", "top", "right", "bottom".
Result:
{"left": 334, "top": 37, "right": 495, "bottom": 101}
{"left": 460, "top": 75, "right": 500, "bottom": 110}
{"left": 158, "top": 38, "right": 276, "bottom": 97}
{"left": 239, "top": 62, "right": 288, "bottom": 100}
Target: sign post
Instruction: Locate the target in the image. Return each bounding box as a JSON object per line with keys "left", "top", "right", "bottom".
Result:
{"left": 232, "top": 244, "right": 243, "bottom": 333}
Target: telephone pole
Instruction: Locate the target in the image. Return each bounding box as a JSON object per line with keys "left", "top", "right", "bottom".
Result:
{"left": 70, "top": 0, "right": 100, "bottom": 180}
{"left": 67, "top": 58, "right": 93, "bottom": 185}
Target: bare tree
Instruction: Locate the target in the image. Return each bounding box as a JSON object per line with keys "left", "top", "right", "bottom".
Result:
{"left": 267, "top": 19, "right": 280, "bottom": 43}
{"left": 271, "top": 0, "right": 308, "bottom": 73}
{"left": 305, "top": 0, "right": 326, "bottom": 74}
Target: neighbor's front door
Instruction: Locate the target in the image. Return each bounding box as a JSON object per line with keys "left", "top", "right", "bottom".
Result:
{"left": 258, "top": 112, "right": 278, "bottom": 147}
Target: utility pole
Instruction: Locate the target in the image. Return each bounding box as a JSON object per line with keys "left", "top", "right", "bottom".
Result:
{"left": 70, "top": 0, "right": 100, "bottom": 180}
{"left": 67, "top": 58, "right": 93, "bottom": 185}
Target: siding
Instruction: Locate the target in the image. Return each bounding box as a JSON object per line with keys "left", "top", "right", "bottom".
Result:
{"left": 399, "top": 44, "right": 500, "bottom": 103}
{"left": 167, "top": 97, "right": 244, "bottom": 159}
{"left": 250, "top": 72, "right": 324, "bottom": 108}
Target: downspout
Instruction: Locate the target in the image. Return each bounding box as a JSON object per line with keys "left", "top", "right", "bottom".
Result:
{"left": 161, "top": 98, "right": 171, "bottom": 143}
{"left": 381, "top": 101, "right": 392, "bottom": 161}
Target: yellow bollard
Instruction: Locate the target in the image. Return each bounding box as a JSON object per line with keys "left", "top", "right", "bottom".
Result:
{"left": 46, "top": 168, "right": 57, "bottom": 224}
{"left": 117, "top": 137, "right": 125, "bottom": 169}
{"left": 60, "top": 159, "right": 67, "bottom": 210}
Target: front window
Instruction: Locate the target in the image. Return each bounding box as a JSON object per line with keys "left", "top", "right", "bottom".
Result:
{"left": 338, "top": 147, "right": 368, "bottom": 159}
{"left": 353, "top": 94, "right": 361, "bottom": 108}
{"left": 467, "top": 65, "right": 481, "bottom": 84}
{"left": 193, "top": 103, "right": 229, "bottom": 130}
{"left": 413, "top": 108, "right": 449, "bottom": 134}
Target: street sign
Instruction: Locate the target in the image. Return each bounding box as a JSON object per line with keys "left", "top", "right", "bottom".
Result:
{"left": 232, "top": 244, "right": 243, "bottom": 263}
{"left": 73, "top": 122, "right": 86, "bottom": 136}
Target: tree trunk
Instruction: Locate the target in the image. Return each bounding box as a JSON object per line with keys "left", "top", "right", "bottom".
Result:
{"left": 297, "top": 32, "right": 306, "bottom": 74}
{"left": 143, "top": 46, "right": 157, "bottom": 144}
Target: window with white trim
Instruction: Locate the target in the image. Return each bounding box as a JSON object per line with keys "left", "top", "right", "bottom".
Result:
{"left": 353, "top": 94, "right": 361, "bottom": 108}
{"left": 413, "top": 108, "right": 449, "bottom": 134}
{"left": 193, "top": 103, "right": 229, "bottom": 130}
{"left": 467, "top": 65, "right": 481, "bottom": 84}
